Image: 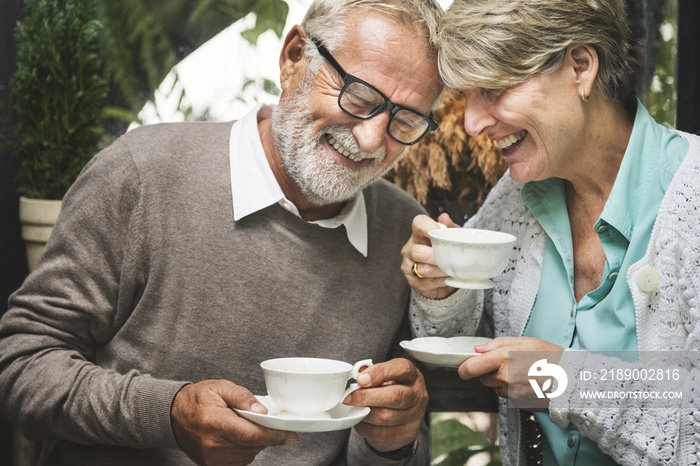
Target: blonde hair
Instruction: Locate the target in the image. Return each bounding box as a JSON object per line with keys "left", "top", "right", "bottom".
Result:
{"left": 438, "top": 0, "right": 643, "bottom": 102}
{"left": 301, "top": 0, "right": 444, "bottom": 76}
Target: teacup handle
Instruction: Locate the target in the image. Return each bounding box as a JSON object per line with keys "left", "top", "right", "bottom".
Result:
{"left": 341, "top": 359, "right": 373, "bottom": 400}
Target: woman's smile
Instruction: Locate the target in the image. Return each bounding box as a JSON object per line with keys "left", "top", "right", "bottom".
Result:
{"left": 495, "top": 130, "right": 528, "bottom": 151}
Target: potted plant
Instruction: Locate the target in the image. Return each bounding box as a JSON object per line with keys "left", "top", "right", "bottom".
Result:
{"left": 9, "top": 0, "right": 107, "bottom": 271}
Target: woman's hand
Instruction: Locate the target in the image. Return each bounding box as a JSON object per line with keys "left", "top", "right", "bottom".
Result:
{"left": 400, "top": 213, "right": 460, "bottom": 300}
{"left": 458, "top": 337, "right": 565, "bottom": 411}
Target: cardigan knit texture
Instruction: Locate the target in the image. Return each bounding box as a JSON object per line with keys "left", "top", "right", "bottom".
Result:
{"left": 0, "top": 120, "right": 429, "bottom": 465}
{"left": 411, "top": 131, "right": 700, "bottom": 466}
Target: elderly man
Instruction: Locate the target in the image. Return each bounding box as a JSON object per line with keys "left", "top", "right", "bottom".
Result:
{"left": 0, "top": 1, "right": 444, "bottom": 465}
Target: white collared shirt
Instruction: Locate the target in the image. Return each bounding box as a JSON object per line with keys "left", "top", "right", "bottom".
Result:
{"left": 229, "top": 104, "right": 368, "bottom": 257}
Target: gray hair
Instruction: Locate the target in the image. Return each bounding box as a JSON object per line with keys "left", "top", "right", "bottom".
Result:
{"left": 301, "top": 0, "right": 444, "bottom": 77}
{"left": 438, "top": 0, "right": 644, "bottom": 102}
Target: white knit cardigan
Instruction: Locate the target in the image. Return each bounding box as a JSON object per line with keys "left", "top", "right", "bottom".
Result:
{"left": 410, "top": 131, "right": 700, "bottom": 465}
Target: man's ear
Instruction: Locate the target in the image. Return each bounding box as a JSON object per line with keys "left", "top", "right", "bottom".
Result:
{"left": 279, "top": 25, "right": 309, "bottom": 93}
{"left": 568, "top": 44, "right": 599, "bottom": 99}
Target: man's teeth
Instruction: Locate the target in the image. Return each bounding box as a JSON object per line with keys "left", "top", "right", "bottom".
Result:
{"left": 497, "top": 130, "right": 527, "bottom": 150}
{"left": 327, "top": 134, "right": 363, "bottom": 162}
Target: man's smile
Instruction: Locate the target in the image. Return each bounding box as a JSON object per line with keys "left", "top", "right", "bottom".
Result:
{"left": 326, "top": 133, "right": 364, "bottom": 162}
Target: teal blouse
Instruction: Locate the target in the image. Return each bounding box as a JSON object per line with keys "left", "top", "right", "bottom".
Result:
{"left": 521, "top": 101, "right": 687, "bottom": 465}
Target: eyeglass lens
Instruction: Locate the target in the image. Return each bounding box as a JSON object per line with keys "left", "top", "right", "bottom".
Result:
{"left": 341, "top": 82, "right": 430, "bottom": 144}
{"left": 310, "top": 36, "right": 435, "bottom": 144}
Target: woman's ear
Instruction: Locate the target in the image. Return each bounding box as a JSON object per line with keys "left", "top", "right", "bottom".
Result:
{"left": 279, "top": 25, "right": 309, "bottom": 93}
{"left": 568, "top": 44, "right": 599, "bottom": 100}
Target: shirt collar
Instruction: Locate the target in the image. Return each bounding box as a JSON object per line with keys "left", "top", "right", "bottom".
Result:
{"left": 229, "top": 104, "right": 368, "bottom": 257}
{"left": 597, "top": 99, "right": 659, "bottom": 240}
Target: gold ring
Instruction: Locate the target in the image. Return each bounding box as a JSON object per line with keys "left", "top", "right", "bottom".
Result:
{"left": 411, "top": 263, "right": 424, "bottom": 279}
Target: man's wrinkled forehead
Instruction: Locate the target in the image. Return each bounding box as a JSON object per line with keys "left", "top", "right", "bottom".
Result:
{"left": 339, "top": 12, "right": 442, "bottom": 95}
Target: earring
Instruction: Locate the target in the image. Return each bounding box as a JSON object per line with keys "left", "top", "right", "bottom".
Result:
{"left": 581, "top": 91, "right": 589, "bottom": 102}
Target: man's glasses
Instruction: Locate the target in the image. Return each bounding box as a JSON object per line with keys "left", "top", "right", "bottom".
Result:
{"left": 310, "top": 37, "right": 438, "bottom": 146}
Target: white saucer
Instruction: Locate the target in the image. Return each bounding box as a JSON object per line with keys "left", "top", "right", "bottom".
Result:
{"left": 400, "top": 336, "right": 493, "bottom": 367}
{"left": 234, "top": 395, "right": 370, "bottom": 433}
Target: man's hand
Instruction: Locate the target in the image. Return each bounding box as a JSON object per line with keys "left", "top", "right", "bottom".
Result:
{"left": 171, "top": 380, "right": 298, "bottom": 466}
{"left": 343, "top": 358, "right": 428, "bottom": 452}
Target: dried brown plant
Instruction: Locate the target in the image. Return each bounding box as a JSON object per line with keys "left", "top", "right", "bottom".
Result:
{"left": 389, "top": 91, "right": 508, "bottom": 218}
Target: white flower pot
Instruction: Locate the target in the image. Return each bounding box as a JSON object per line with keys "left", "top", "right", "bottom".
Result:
{"left": 19, "top": 196, "right": 62, "bottom": 271}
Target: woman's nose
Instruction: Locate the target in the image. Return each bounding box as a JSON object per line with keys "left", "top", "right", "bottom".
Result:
{"left": 462, "top": 90, "right": 497, "bottom": 137}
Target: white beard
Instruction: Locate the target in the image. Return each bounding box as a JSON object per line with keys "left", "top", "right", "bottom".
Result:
{"left": 271, "top": 77, "right": 392, "bottom": 206}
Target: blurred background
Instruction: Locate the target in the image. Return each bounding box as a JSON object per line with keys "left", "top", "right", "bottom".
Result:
{"left": 0, "top": 1, "right": 698, "bottom": 464}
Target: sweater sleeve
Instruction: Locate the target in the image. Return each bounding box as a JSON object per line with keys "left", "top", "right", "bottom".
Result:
{"left": 346, "top": 420, "right": 430, "bottom": 465}
{"left": 549, "top": 350, "right": 700, "bottom": 465}
{"left": 408, "top": 289, "right": 483, "bottom": 337}
{"left": 0, "top": 139, "right": 188, "bottom": 449}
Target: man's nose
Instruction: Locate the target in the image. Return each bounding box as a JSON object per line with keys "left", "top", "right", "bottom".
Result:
{"left": 462, "top": 91, "right": 496, "bottom": 137}
{"left": 352, "top": 112, "right": 390, "bottom": 154}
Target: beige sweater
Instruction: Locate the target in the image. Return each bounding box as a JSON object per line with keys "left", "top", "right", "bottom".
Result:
{"left": 0, "top": 121, "right": 428, "bottom": 465}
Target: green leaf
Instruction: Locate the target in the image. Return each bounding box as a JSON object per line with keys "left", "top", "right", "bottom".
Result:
{"left": 262, "top": 78, "right": 280, "bottom": 96}
{"left": 241, "top": 0, "right": 289, "bottom": 45}
{"left": 101, "top": 106, "right": 142, "bottom": 125}
{"left": 431, "top": 415, "right": 501, "bottom": 466}
{"left": 432, "top": 418, "right": 487, "bottom": 458}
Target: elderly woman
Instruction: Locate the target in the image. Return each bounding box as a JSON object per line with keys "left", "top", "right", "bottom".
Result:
{"left": 401, "top": 0, "right": 700, "bottom": 464}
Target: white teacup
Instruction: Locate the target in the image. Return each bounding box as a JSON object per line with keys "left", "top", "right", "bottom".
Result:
{"left": 429, "top": 227, "right": 517, "bottom": 289}
{"left": 260, "top": 357, "right": 373, "bottom": 418}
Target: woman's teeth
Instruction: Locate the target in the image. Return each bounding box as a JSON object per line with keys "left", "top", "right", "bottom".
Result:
{"left": 327, "top": 134, "right": 363, "bottom": 162}
{"left": 497, "top": 130, "right": 527, "bottom": 150}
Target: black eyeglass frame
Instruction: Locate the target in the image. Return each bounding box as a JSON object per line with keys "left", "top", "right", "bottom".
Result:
{"left": 310, "top": 37, "right": 438, "bottom": 146}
